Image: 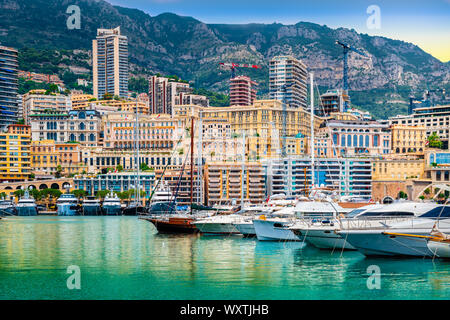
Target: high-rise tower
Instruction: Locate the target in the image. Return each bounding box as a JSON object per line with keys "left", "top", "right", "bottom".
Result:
{"left": 0, "top": 45, "right": 19, "bottom": 129}
{"left": 92, "top": 27, "right": 128, "bottom": 99}
{"left": 269, "top": 56, "right": 307, "bottom": 109}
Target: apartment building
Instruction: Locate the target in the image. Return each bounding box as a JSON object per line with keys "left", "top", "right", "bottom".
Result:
{"left": 174, "top": 100, "right": 323, "bottom": 159}
{"left": 71, "top": 93, "right": 95, "bottom": 109}
{"left": 230, "top": 76, "right": 257, "bottom": 106}
{"left": 269, "top": 56, "right": 307, "bottom": 109}
{"left": 204, "top": 162, "right": 266, "bottom": 206}
{"left": 318, "top": 89, "right": 349, "bottom": 116}
{"left": 175, "top": 93, "right": 209, "bottom": 108}
{"left": 0, "top": 46, "right": 19, "bottom": 129}
{"left": 0, "top": 124, "right": 31, "bottom": 182}
{"left": 92, "top": 27, "right": 129, "bottom": 99}
{"left": 31, "top": 140, "right": 58, "bottom": 175}
{"left": 262, "top": 157, "right": 373, "bottom": 200}
{"left": 74, "top": 172, "right": 156, "bottom": 198}
{"left": 23, "top": 90, "right": 71, "bottom": 123}
{"left": 29, "top": 110, "right": 102, "bottom": 147}
{"left": 372, "top": 159, "right": 425, "bottom": 181}
{"left": 327, "top": 120, "right": 391, "bottom": 157}
{"left": 389, "top": 104, "right": 450, "bottom": 149}
{"left": 102, "top": 112, "right": 177, "bottom": 150}
{"left": 18, "top": 71, "right": 64, "bottom": 87}
{"left": 149, "top": 76, "right": 193, "bottom": 115}
{"left": 391, "top": 124, "right": 427, "bottom": 155}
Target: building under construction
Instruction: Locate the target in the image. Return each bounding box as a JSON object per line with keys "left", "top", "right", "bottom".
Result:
{"left": 230, "top": 75, "right": 258, "bottom": 106}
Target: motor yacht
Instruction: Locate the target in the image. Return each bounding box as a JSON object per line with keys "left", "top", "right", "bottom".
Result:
{"left": 289, "top": 204, "right": 385, "bottom": 250}
{"left": 0, "top": 197, "right": 17, "bottom": 216}
{"left": 337, "top": 202, "right": 449, "bottom": 257}
{"left": 17, "top": 189, "right": 38, "bottom": 216}
{"left": 102, "top": 192, "right": 122, "bottom": 215}
{"left": 57, "top": 193, "right": 80, "bottom": 216}
{"left": 82, "top": 196, "right": 102, "bottom": 216}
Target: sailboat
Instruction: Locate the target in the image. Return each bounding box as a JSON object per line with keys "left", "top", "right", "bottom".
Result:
{"left": 143, "top": 112, "right": 204, "bottom": 233}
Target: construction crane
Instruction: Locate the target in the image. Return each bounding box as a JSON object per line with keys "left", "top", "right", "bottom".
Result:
{"left": 335, "top": 40, "right": 367, "bottom": 111}
{"left": 219, "top": 62, "right": 261, "bottom": 79}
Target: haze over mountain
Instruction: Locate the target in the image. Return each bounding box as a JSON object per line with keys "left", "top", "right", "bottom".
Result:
{"left": 0, "top": 0, "right": 449, "bottom": 118}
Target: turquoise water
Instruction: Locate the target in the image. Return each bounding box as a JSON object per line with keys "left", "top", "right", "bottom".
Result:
{"left": 0, "top": 216, "right": 449, "bottom": 300}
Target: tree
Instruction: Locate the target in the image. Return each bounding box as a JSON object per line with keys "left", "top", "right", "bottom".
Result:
{"left": 116, "top": 164, "right": 123, "bottom": 172}
{"left": 428, "top": 132, "right": 444, "bottom": 149}
{"left": 41, "top": 188, "right": 62, "bottom": 199}
{"left": 30, "top": 189, "right": 42, "bottom": 201}
{"left": 13, "top": 189, "right": 25, "bottom": 199}
{"left": 55, "top": 165, "right": 62, "bottom": 178}
{"left": 73, "top": 189, "right": 86, "bottom": 199}
{"left": 96, "top": 190, "right": 110, "bottom": 200}
{"left": 398, "top": 191, "right": 408, "bottom": 199}
{"left": 102, "top": 92, "right": 113, "bottom": 100}
{"left": 140, "top": 162, "right": 150, "bottom": 171}
{"left": 115, "top": 191, "right": 129, "bottom": 201}
{"left": 0, "top": 192, "right": 6, "bottom": 199}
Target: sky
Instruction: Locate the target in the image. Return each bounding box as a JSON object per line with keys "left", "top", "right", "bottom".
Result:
{"left": 106, "top": 0, "right": 450, "bottom": 62}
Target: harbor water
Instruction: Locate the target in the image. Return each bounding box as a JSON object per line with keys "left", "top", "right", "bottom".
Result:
{"left": 0, "top": 216, "right": 449, "bottom": 300}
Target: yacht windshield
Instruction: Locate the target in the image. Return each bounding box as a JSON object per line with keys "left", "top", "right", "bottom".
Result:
{"left": 347, "top": 208, "right": 367, "bottom": 218}
{"left": 420, "top": 206, "right": 450, "bottom": 218}
{"left": 358, "top": 211, "right": 414, "bottom": 217}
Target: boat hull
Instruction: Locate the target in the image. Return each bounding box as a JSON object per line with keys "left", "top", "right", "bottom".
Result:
{"left": 299, "top": 229, "right": 356, "bottom": 250}
{"left": 233, "top": 222, "right": 256, "bottom": 237}
{"left": 57, "top": 204, "right": 79, "bottom": 216}
{"left": 253, "top": 219, "right": 300, "bottom": 241}
{"left": 83, "top": 205, "right": 102, "bottom": 216}
{"left": 339, "top": 229, "right": 439, "bottom": 257}
{"left": 427, "top": 240, "right": 450, "bottom": 258}
{"left": 122, "top": 206, "right": 146, "bottom": 216}
{"left": 195, "top": 222, "right": 240, "bottom": 235}
{"left": 145, "top": 217, "right": 198, "bottom": 233}
{"left": 17, "top": 206, "right": 38, "bottom": 216}
{"left": 103, "top": 205, "right": 122, "bottom": 215}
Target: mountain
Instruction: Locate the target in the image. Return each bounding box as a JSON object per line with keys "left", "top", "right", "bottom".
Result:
{"left": 1, "top": 0, "right": 449, "bottom": 119}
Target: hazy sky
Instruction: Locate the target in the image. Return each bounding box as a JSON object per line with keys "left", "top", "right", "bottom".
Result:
{"left": 106, "top": 0, "right": 450, "bottom": 62}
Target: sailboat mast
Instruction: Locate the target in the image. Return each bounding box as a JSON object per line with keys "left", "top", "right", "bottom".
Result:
{"left": 135, "top": 99, "right": 140, "bottom": 205}
{"left": 190, "top": 114, "right": 194, "bottom": 213}
{"left": 310, "top": 72, "right": 315, "bottom": 193}
{"left": 197, "top": 111, "right": 203, "bottom": 205}
{"left": 241, "top": 131, "right": 245, "bottom": 208}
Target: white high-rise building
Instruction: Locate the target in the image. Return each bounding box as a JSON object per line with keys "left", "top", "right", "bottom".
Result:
{"left": 92, "top": 27, "right": 128, "bottom": 99}
{"left": 269, "top": 55, "right": 307, "bottom": 109}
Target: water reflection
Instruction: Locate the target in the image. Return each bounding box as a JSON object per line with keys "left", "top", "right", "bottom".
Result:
{"left": 0, "top": 217, "right": 449, "bottom": 299}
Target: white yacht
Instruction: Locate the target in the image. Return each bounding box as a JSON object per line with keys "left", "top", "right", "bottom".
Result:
{"left": 231, "top": 207, "right": 273, "bottom": 237}
{"left": 0, "top": 197, "right": 17, "bottom": 216}
{"left": 102, "top": 192, "right": 122, "bottom": 216}
{"left": 193, "top": 206, "right": 259, "bottom": 235}
{"left": 150, "top": 182, "right": 174, "bottom": 203}
{"left": 338, "top": 202, "right": 449, "bottom": 257}
{"left": 17, "top": 189, "right": 38, "bottom": 216}
{"left": 82, "top": 196, "right": 102, "bottom": 216}
{"left": 289, "top": 204, "right": 385, "bottom": 250}
{"left": 57, "top": 193, "right": 80, "bottom": 216}
{"left": 194, "top": 214, "right": 242, "bottom": 235}
{"left": 254, "top": 201, "right": 347, "bottom": 241}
